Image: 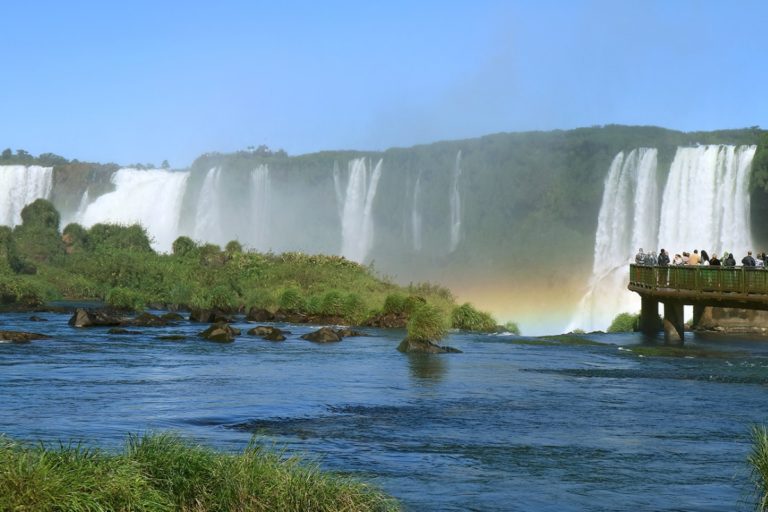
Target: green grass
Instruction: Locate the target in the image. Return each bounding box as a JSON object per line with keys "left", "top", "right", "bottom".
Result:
{"left": 450, "top": 303, "right": 496, "bottom": 332}
{"left": 0, "top": 432, "right": 400, "bottom": 512}
{"left": 406, "top": 303, "right": 449, "bottom": 342}
{"left": 750, "top": 425, "right": 768, "bottom": 511}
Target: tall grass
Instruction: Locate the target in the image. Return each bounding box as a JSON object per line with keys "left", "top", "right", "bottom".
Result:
{"left": 750, "top": 425, "right": 768, "bottom": 511}
{"left": 0, "top": 432, "right": 400, "bottom": 512}
{"left": 407, "top": 303, "right": 449, "bottom": 342}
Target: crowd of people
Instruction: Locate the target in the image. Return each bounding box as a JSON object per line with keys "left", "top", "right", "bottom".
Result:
{"left": 634, "top": 248, "right": 768, "bottom": 268}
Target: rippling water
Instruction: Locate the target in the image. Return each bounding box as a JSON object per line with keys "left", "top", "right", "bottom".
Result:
{"left": 2, "top": 311, "right": 768, "bottom": 511}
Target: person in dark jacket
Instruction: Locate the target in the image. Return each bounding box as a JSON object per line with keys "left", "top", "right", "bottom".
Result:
{"left": 709, "top": 253, "right": 721, "bottom": 266}
{"left": 724, "top": 252, "right": 736, "bottom": 267}
{"left": 657, "top": 249, "right": 670, "bottom": 266}
{"left": 742, "top": 251, "right": 756, "bottom": 267}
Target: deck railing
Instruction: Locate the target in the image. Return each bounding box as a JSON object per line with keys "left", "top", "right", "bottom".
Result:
{"left": 629, "top": 264, "right": 768, "bottom": 295}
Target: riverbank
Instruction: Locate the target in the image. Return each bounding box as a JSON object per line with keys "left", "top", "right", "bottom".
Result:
{"left": 0, "top": 432, "right": 399, "bottom": 512}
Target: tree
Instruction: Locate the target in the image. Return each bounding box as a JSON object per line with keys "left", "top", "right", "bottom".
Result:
{"left": 161, "top": 160, "right": 170, "bottom": 169}
{"left": 172, "top": 236, "right": 197, "bottom": 257}
{"left": 1, "top": 148, "right": 11, "bottom": 160}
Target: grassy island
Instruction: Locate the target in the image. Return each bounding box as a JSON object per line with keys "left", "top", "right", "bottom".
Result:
{"left": 0, "top": 199, "right": 508, "bottom": 334}
{"left": 0, "top": 432, "right": 399, "bottom": 511}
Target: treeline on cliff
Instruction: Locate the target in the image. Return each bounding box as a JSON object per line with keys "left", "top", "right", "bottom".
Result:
{"left": 0, "top": 198, "right": 505, "bottom": 333}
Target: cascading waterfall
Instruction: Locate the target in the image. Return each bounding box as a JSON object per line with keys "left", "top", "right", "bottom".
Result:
{"left": 338, "top": 158, "right": 383, "bottom": 263}
{"left": 569, "top": 144, "right": 757, "bottom": 332}
{"left": 192, "top": 167, "right": 223, "bottom": 245}
{"left": 412, "top": 172, "right": 423, "bottom": 252}
{"left": 657, "top": 145, "right": 756, "bottom": 257}
{"left": 0, "top": 165, "right": 53, "bottom": 226}
{"left": 250, "top": 165, "right": 271, "bottom": 249}
{"left": 78, "top": 168, "right": 190, "bottom": 253}
{"left": 449, "top": 151, "right": 462, "bottom": 252}
{"left": 568, "top": 148, "right": 659, "bottom": 332}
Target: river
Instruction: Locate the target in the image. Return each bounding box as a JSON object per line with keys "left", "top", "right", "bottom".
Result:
{"left": 1, "top": 310, "right": 767, "bottom": 511}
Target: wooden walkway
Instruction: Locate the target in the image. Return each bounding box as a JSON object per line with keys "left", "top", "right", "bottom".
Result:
{"left": 628, "top": 264, "right": 768, "bottom": 343}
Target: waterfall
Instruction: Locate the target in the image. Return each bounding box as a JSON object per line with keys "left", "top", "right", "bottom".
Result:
{"left": 192, "top": 167, "right": 223, "bottom": 245}
{"left": 568, "top": 148, "right": 659, "bottom": 332}
{"left": 78, "top": 168, "right": 189, "bottom": 253}
{"left": 569, "top": 144, "right": 757, "bottom": 332}
{"left": 250, "top": 164, "right": 271, "bottom": 249}
{"left": 449, "top": 150, "right": 462, "bottom": 252}
{"left": 339, "top": 157, "right": 383, "bottom": 263}
{"left": 412, "top": 172, "right": 423, "bottom": 252}
{"left": 0, "top": 165, "right": 53, "bottom": 226}
{"left": 657, "top": 145, "right": 756, "bottom": 257}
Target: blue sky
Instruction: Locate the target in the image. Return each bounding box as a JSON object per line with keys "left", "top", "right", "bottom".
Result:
{"left": 2, "top": 0, "right": 766, "bottom": 167}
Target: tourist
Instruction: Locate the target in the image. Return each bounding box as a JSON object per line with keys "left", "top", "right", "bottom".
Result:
{"left": 673, "top": 253, "right": 683, "bottom": 265}
{"left": 700, "top": 250, "right": 710, "bottom": 265}
{"left": 658, "top": 249, "right": 670, "bottom": 266}
{"left": 647, "top": 251, "right": 658, "bottom": 265}
{"left": 742, "top": 251, "right": 756, "bottom": 267}
{"left": 635, "top": 248, "right": 645, "bottom": 265}
{"left": 724, "top": 252, "right": 736, "bottom": 267}
{"left": 689, "top": 249, "right": 701, "bottom": 265}
{"left": 709, "top": 253, "right": 721, "bottom": 266}
{"left": 682, "top": 252, "right": 690, "bottom": 265}
{"left": 757, "top": 254, "right": 765, "bottom": 268}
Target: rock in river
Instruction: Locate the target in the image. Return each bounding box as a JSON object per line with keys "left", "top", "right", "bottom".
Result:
{"left": 0, "top": 330, "right": 50, "bottom": 343}
{"left": 69, "top": 308, "right": 122, "bottom": 328}
{"left": 300, "top": 326, "right": 341, "bottom": 343}
{"left": 397, "top": 337, "right": 462, "bottom": 354}
{"left": 247, "top": 326, "right": 287, "bottom": 341}
{"left": 199, "top": 322, "right": 240, "bottom": 343}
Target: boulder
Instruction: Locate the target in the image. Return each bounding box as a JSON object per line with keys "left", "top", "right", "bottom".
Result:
{"left": 189, "top": 308, "right": 234, "bottom": 323}
{"left": 300, "top": 326, "right": 341, "bottom": 343}
{"left": 28, "top": 315, "right": 47, "bottom": 322}
{"left": 0, "top": 330, "right": 50, "bottom": 343}
{"left": 68, "top": 308, "right": 122, "bottom": 328}
{"left": 247, "top": 325, "right": 287, "bottom": 341}
{"left": 335, "top": 328, "right": 365, "bottom": 338}
{"left": 123, "top": 312, "right": 168, "bottom": 327}
{"left": 161, "top": 312, "right": 185, "bottom": 321}
{"left": 158, "top": 334, "right": 186, "bottom": 341}
{"left": 363, "top": 312, "right": 408, "bottom": 329}
{"left": 199, "top": 322, "right": 240, "bottom": 343}
{"left": 273, "top": 310, "right": 308, "bottom": 324}
{"left": 397, "top": 337, "right": 462, "bottom": 354}
{"left": 246, "top": 307, "right": 274, "bottom": 322}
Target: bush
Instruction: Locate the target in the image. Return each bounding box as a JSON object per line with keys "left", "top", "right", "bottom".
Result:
{"left": 172, "top": 236, "right": 197, "bottom": 257}
{"left": 406, "top": 303, "right": 449, "bottom": 342}
{"left": 749, "top": 425, "right": 768, "bottom": 511}
{"left": 607, "top": 312, "right": 640, "bottom": 333}
{"left": 62, "top": 223, "right": 89, "bottom": 253}
{"left": 382, "top": 293, "right": 407, "bottom": 315}
{"left": 451, "top": 303, "right": 496, "bottom": 332}
{"left": 343, "top": 293, "right": 367, "bottom": 324}
{"left": 209, "top": 285, "right": 237, "bottom": 311}
{"left": 320, "top": 290, "right": 345, "bottom": 317}
{"left": 20, "top": 199, "right": 60, "bottom": 230}
{"left": 278, "top": 287, "right": 305, "bottom": 313}
{"left": 224, "top": 240, "right": 243, "bottom": 254}
{"left": 88, "top": 223, "right": 153, "bottom": 253}
{"left": 106, "top": 286, "right": 146, "bottom": 311}
{"left": 503, "top": 321, "right": 521, "bottom": 335}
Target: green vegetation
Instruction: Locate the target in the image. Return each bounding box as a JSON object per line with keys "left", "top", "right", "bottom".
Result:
{"left": 607, "top": 312, "right": 640, "bottom": 333}
{"left": 750, "top": 425, "right": 768, "bottom": 511}
{"left": 0, "top": 432, "right": 399, "bottom": 512}
{"left": 451, "top": 302, "right": 496, "bottom": 332}
{"left": 406, "top": 303, "right": 449, "bottom": 342}
{"left": 0, "top": 200, "right": 509, "bottom": 331}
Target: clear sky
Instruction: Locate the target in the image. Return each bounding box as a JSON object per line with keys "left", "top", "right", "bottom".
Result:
{"left": 2, "top": 0, "right": 766, "bottom": 167}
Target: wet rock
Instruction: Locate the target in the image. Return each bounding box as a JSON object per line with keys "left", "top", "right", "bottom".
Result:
{"left": 247, "top": 325, "right": 287, "bottom": 341}
{"left": 28, "top": 315, "right": 47, "bottom": 322}
{"left": 199, "top": 322, "right": 240, "bottom": 343}
{"left": 123, "top": 312, "right": 169, "bottom": 327}
{"left": 0, "top": 330, "right": 50, "bottom": 343}
{"left": 273, "top": 310, "right": 308, "bottom": 324}
{"left": 396, "top": 337, "right": 462, "bottom": 354}
{"left": 246, "top": 307, "right": 274, "bottom": 322}
{"left": 363, "top": 312, "right": 407, "bottom": 329}
{"left": 158, "top": 334, "right": 186, "bottom": 341}
{"left": 161, "top": 312, "right": 185, "bottom": 321}
{"left": 335, "top": 328, "right": 365, "bottom": 338}
{"left": 300, "top": 326, "right": 341, "bottom": 343}
{"left": 68, "top": 308, "right": 122, "bottom": 328}
{"left": 189, "top": 308, "right": 234, "bottom": 323}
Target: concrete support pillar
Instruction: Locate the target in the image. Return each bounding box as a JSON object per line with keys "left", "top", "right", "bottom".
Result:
{"left": 663, "top": 300, "right": 685, "bottom": 345}
{"left": 692, "top": 304, "right": 705, "bottom": 330}
{"left": 639, "top": 297, "right": 659, "bottom": 336}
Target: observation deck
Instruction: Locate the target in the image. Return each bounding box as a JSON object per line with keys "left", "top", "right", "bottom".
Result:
{"left": 628, "top": 264, "right": 768, "bottom": 343}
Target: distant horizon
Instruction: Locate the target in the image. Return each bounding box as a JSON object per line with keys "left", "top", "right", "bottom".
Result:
{"left": 2, "top": 122, "right": 764, "bottom": 169}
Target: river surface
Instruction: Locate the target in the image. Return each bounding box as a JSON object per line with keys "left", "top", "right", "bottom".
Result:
{"left": 1, "top": 310, "right": 768, "bottom": 511}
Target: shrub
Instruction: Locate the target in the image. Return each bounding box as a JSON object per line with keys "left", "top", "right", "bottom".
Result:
{"left": 172, "top": 236, "right": 198, "bottom": 257}
{"left": 320, "top": 290, "right": 345, "bottom": 317}
{"left": 451, "top": 303, "right": 496, "bottom": 332}
{"left": 278, "top": 287, "right": 305, "bottom": 313}
{"left": 209, "top": 285, "right": 237, "bottom": 311}
{"left": 607, "top": 312, "right": 640, "bottom": 333}
{"left": 503, "top": 321, "right": 521, "bottom": 335}
{"left": 20, "top": 199, "right": 60, "bottom": 230}
{"left": 88, "top": 223, "right": 154, "bottom": 253}
{"left": 749, "top": 425, "right": 768, "bottom": 511}
{"left": 106, "top": 287, "right": 146, "bottom": 311}
{"left": 224, "top": 240, "right": 243, "bottom": 254}
{"left": 343, "top": 293, "right": 367, "bottom": 324}
{"left": 244, "top": 288, "right": 276, "bottom": 311}
{"left": 406, "top": 303, "right": 449, "bottom": 342}
{"left": 382, "top": 293, "right": 407, "bottom": 315}
{"left": 62, "top": 223, "right": 89, "bottom": 252}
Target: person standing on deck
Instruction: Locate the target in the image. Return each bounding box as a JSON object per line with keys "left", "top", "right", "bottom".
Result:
{"left": 724, "top": 252, "right": 736, "bottom": 267}
{"left": 689, "top": 249, "right": 701, "bottom": 265}
{"left": 635, "top": 248, "right": 645, "bottom": 265}
{"left": 742, "top": 251, "right": 756, "bottom": 267}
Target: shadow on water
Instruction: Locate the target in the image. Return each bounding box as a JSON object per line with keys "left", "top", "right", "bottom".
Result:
{"left": 407, "top": 353, "right": 446, "bottom": 383}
